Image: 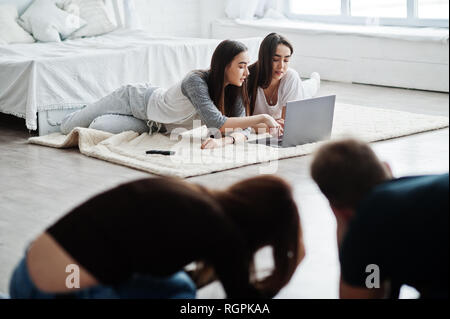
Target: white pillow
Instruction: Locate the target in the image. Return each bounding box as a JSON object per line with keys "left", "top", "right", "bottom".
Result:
{"left": 62, "top": 0, "right": 116, "bottom": 38}
{"left": 0, "top": 5, "right": 35, "bottom": 44}
{"left": 19, "top": 0, "right": 86, "bottom": 42}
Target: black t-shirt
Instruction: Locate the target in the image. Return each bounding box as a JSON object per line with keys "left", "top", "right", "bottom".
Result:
{"left": 46, "top": 178, "right": 258, "bottom": 298}
{"left": 340, "top": 174, "right": 449, "bottom": 298}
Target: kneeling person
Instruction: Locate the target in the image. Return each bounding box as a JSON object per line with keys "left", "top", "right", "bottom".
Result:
{"left": 9, "top": 176, "right": 305, "bottom": 299}
{"left": 310, "top": 138, "right": 448, "bottom": 299}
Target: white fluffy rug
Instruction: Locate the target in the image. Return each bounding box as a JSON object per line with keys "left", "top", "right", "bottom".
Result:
{"left": 29, "top": 103, "right": 449, "bottom": 178}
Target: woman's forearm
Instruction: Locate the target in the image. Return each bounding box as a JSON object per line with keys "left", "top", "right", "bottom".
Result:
{"left": 222, "top": 132, "right": 247, "bottom": 145}
{"left": 220, "top": 115, "right": 263, "bottom": 133}
{"left": 201, "top": 132, "right": 247, "bottom": 149}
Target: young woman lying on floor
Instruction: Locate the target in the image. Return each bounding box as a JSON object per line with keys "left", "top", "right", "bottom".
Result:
{"left": 9, "top": 175, "right": 305, "bottom": 299}
{"left": 248, "top": 33, "right": 321, "bottom": 128}
{"left": 60, "top": 40, "right": 282, "bottom": 149}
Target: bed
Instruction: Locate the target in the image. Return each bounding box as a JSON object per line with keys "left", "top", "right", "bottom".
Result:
{"left": 0, "top": 0, "right": 262, "bottom": 135}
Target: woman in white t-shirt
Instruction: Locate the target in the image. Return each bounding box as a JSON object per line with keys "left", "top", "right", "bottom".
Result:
{"left": 248, "top": 33, "right": 321, "bottom": 128}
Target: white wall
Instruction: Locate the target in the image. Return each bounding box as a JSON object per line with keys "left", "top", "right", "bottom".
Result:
{"left": 130, "top": 1, "right": 448, "bottom": 92}
{"left": 134, "top": 0, "right": 225, "bottom": 38}
{"left": 212, "top": 20, "right": 449, "bottom": 92}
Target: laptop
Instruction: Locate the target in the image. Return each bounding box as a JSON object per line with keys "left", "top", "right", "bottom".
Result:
{"left": 249, "top": 95, "right": 336, "bottom": 148}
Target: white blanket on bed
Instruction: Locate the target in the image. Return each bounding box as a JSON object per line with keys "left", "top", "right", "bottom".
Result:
{"left": 0, "top": 29, "right": 261, "bottom": 130}
{"left": 28, "top": 103, "right": 449, "bottom": 178}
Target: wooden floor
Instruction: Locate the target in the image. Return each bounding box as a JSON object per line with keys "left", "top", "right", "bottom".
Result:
{"left": 0, "top": 81, "right": 448, "bottom": 298}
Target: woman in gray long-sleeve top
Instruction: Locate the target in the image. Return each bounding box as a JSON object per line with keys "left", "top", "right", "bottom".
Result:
{"left": 60, "top": 40, "right": 282, "bottom": 149}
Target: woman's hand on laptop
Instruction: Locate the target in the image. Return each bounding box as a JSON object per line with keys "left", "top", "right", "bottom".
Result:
{"left": 253, "top": 114, "right": 283, "bottom": 137}
{"left": 276, "top": 118, "right": 285, "bottom": 129}
{"left": 271, "top": 126, "right": 283, "bottom": 137}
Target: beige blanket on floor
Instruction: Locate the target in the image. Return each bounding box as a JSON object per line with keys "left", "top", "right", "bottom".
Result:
{"left": 29, "top": 103, "right": 449, "bottom": 178}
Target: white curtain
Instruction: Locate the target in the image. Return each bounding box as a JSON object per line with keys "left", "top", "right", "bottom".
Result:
{"left": 225, "top": 0, "right": 285, "bottom": 20}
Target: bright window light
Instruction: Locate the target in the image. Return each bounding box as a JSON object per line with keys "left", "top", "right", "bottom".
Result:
{"left": 286, "top": 0, "right": 449, "bottom": 27}
{"left": 418, "top": 0, "right": 449, "bottom": 19}
{"left": 351, "top": 0, "right": 407, "bottom": 18}
{"left": 290, "top": 0, "right": 341, "bottom": 16}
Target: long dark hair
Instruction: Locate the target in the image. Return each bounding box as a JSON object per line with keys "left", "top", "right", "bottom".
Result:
{"left": 206, "top": 40, "right": 250, "bottom": 117}
{"left": 212, "top": 175, "right": 304, "bottom": 298}
{"left": 248, "top": 33, "right": 294, "bottom": 115}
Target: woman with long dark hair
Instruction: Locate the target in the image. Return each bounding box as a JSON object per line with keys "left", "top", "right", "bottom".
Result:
{"left": 9, "top": 175, "right": 305, "bottom": 299}
{"left": 60, "top": 40, "right": 282, "bottom": 149}
{"left": 248, "top": 33, "right": 321, "bottom": 127}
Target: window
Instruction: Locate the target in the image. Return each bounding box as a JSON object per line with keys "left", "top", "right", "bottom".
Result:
{"left": 285, "top": 0, "right": 449, "bottom": 27}
{"left": 290, "top": 1, "right": 341, "bottom": 15}
{"left": 418, "top": 0, "right": 449, "bottom": 19}
{"left": 351, "top": 0, "right": 407, "bottom": 18}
